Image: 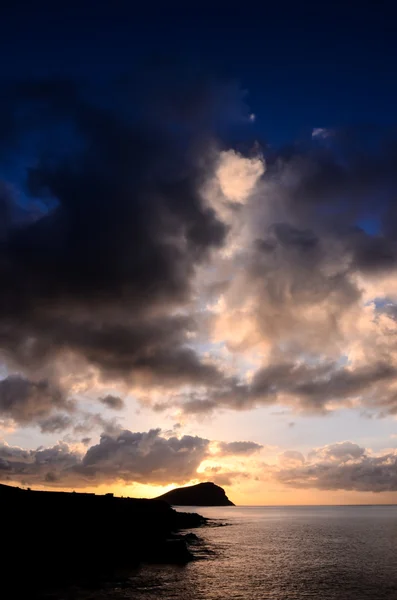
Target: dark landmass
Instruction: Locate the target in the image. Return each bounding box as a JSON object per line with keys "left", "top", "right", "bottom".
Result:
{"left": 155, "top": 481, "right": 235, "bottom": 506}
{"left": 0, "top": 482, "right": 206, "bottom": 594}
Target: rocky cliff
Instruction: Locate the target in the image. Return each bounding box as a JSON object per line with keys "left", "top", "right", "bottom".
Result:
{"left": 155, "top": 482, "right": 235, "bottom": 506}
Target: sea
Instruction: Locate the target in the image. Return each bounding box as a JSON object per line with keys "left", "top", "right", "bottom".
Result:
{"left": 53, "top": 505, "right": 397, "bottom": 600}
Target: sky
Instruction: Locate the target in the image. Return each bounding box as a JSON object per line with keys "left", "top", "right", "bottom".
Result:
{"left": 1, "top": 2, "right": 397, "bottom": 504}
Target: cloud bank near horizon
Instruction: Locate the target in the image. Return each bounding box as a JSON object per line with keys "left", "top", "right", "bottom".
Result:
{"left": 276, "top": 441, "right": 397, "bottom": 493}
{"left": 1, "top": 430, "right": 396, "bottom": 495}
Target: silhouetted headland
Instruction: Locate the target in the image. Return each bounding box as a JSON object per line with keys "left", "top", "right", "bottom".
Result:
{"left": 0, "top": 482, "right": 208, "bottom": 592}
{"left": 156, "top": 481, "right": 235, "bottom": 506}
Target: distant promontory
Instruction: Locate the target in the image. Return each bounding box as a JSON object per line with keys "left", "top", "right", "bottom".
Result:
{"left": 155, "top": 482, "right": 235, "bottom": 506}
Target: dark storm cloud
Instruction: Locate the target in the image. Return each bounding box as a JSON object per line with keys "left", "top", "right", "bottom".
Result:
{"left": 0, "top": 375, "right": 122, "bottom": 434}
{"left": 218, "top": 440, "right": 263, "bottom": 455}
{"left": 0, "top": 375, "right": 72, "bottom": 425}
{"left": 278, "top": 133, "right": 397, "bottom": 274}
{"left": 39, "top": 413, "right": 74, "bottom": 433}
{"left": 38, "top": 408, "right": 121, "bottom": 437}
{"left": 2, "top": 314, "right": 222, "bottom": 388}
{"left": 99, "top": 395, "right": 125, "bottom": 410}
{"left": 0, "top": 441, "right": 80, "bottom": 484}
{"left": 180, "top": 361, "right": 397, "bottom": 415}
{"left": 276, "top": 442, "right": 397, "bottom": 492}
{"left": 0, "top": 428, "right": 210, "bottom": 487}
{"left": 3, "top": 76, "right": 397, "bottom": 423}
{"left": 79, "top": 429, "right": 209, "bottom": 484}
{"left": 238, "top": 131, "right": 397, "bottom": 328}
{"left": 0, "top": 76, "right": 228, "bottom": 389}
{"left": 71, "top": 412, "right": 121, "bottom": 436}
{"left": 0, "top": 183, "right": 15, "bottom": 242}
{"left": 286, "top": 362, "right": 397, "bottom": 410}
{"left": 286, "top": 130, "right": 397, "bottom": 204}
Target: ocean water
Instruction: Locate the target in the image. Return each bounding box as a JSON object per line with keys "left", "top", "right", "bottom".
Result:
{"left": 65, "top": 506, "right": 397, "bottom": 600}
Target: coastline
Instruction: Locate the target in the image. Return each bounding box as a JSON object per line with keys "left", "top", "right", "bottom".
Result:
{"left": 1, "top": 483, "right": 207, "bottom": 594}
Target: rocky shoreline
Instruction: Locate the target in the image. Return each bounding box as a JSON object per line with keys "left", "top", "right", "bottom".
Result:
{"left": 0, "top": 483, "right": 208, "bottom": 594}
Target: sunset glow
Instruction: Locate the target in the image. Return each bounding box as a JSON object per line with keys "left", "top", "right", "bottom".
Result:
{"left": 1, "top": 8, "right": 397, "bottom": 508}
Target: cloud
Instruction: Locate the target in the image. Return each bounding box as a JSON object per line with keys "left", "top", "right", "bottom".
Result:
{"left": 200, "top": 466, "right": 251, "bottom": 487}
{"left": 311, "top": 127, "right": 332, "bottom": 139}
{"left": 0, "top": 428, "right": 211, "bottom": 488}
{"left": 99, "top": 395, "right": 125, "bottom": 410}
{"left": 0, "top": 375, "right": 122, "bottom": 435}
{"left": 2, "top": 77, "right": 397, "bottom": 424}
{"left": 217, "top": 440, "right": 263, "bottom": 455}
{"left": 39, "top": 413, "right": 74, "bottom": 433}
{"left": 0, "top": 427, "right": 267, "bottom": 489}
{"left": 79, "top": 429, "right": 210, "bottom": 485}
{"left": 278, "top": 450, "right": 305, "bottom": 468}
{"left": 216, "top": 150, "right": 264, "bottom": 203}
{"left": 276, "top": 442, "right": 397, "bottom": 492}
{"left": 0, "top": 376, "right": 73, "bottom": 426}
{"left": 0, "top": 441, "right": 81, "bottom": 486}
{"left": 179, "top": 127, "right": 397, "bottom": 418}
{"left": 70, "top": 411, "right": 121, "bottom": 436}
{"left": 178, "top": 360, "right": 397, "bottom": 415}
{"left": 2, "top": 430, "right": 396, "bottom": 495}
{"left": 0, "top": 76, "right": 228, "bottom": 396}
{"left": 308, "top": 441, "right": 365, "bottom": 462}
